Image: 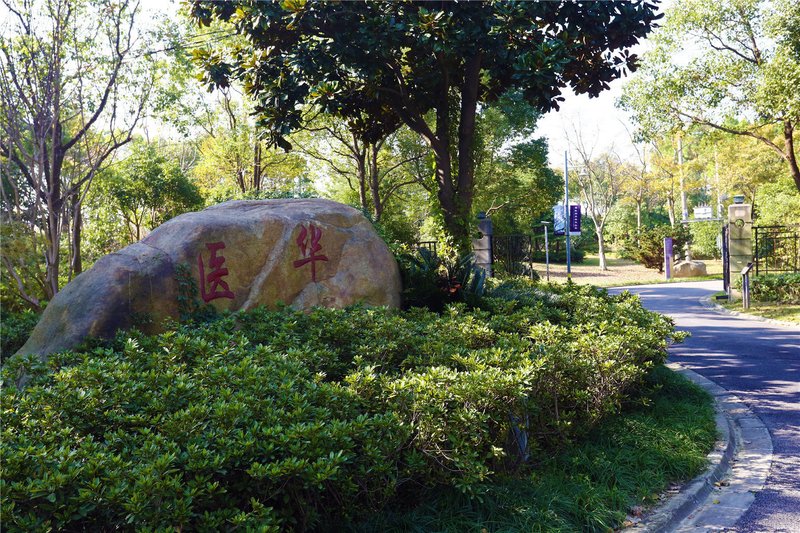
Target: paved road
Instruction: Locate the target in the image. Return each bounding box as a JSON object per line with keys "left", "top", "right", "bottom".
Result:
{"left": 611, "top": 281, "right": 800, "bottom": 533}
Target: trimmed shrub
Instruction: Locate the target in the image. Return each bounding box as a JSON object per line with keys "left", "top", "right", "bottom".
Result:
{"left": 2, "top": 282, "right": 680, "bottom": 531}
{"left": 623, "top": 224, "right": 690, "bottom": 272}
{"left": 751, "top": 273, "right": 800, "bottom": 303}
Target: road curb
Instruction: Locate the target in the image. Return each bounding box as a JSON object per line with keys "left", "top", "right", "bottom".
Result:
{"left": 700, "top": 296, "right": 798, "bottom": 329}
{"left": 637, "top": 363, "right": 773, "bottom": 532}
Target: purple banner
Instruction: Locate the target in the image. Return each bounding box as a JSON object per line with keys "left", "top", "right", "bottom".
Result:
{"left": 569, "top": 205, "right": 581, "bottom": 234}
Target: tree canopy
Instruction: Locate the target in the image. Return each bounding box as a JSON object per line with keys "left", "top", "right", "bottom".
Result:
{"left": 620, "top": 0, "right": 800, "bottom": 192}
{"left": 190, "top": 0, "right": 660, "bottom": 246}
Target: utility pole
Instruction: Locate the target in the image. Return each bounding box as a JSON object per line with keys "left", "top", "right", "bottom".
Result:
{"left": 564, "top": 151, "right": 571, "bottom": 279}
{"left": 678, "top": 133, "right": 691, "bottom": 261}
{"left": 715, "top": 146, "right": 723, "bottom": 219}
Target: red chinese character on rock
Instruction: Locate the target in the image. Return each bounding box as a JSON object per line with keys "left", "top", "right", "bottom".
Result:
{"left": 197, "top": 241, "right": 235, "bottom": 303}
{"left": 293, "top": 223, "right": 329, "bottom": 282}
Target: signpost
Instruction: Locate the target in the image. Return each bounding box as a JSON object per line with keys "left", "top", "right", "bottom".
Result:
{"left": 664, "top": 237, "right": 674, "bottom": 280}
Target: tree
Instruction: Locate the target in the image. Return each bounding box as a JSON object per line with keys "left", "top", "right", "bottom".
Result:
{"left": 471, "top": 94, "right": 561, "bottom": 234}
{"left": 192, "top": 91, "right": 306, "bottom": 199}
{"left": 0, "top": 0, "right": 156, "bottom": 308}
{"left": 190, "top": 1, "right": 660, "bottom": 248}
{"left": 296, "top": 118, "right": 421, "bottom": 222}
{"left": 568, "top": 130, "right": 627, "bottom": 270}
{"left": 620, "top": 0, "right": 800, "bottom": 192}
{"left": 93, "top": 141, "right": 203, "bottom": 243}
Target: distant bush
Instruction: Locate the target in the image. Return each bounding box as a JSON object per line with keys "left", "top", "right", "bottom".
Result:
{"left": 623, "top": 224, "right": 690, "bottom": 272}
{"left": 689, "top": 221, "right": 722, "bottom": 260}
{"left": 751, "top": 273, "right": 800, "bottom": 303}
{"left": 0, "top": 310, "right": 39, "bottom": 364}
{"left": 397, "top": 249, "right": 486, "bottom": 310}
{"left": 2, "top": 283, "right": 680, "bottom": 531}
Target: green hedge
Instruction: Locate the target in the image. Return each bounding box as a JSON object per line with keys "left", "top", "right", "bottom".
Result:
{"left": 751, "top": 273, "right": 800, "bottom": 303}
{"left": 1, "top": 281, "right": 680, "bottom": 531}
{"left": 0, "top": 310, "right": 39, "bottom": 364}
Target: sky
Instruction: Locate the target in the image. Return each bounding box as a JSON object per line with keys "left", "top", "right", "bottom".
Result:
{"left": 533, "top": 77, "right": 642, "bottom": 170}
{"left": 533, "top": 0, "right": 675, "bottom": 169}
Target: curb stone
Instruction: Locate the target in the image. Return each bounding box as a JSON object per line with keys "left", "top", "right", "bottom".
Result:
{"left": 700, "top": 296, "right": 799, "bottom": 329}
{"left": 635, "top": 363, "right": 773, "bottom": 533}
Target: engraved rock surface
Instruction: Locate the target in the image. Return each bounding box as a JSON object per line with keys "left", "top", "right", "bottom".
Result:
{"left": 17, "top": 199, "right": 401, "bottom": 360}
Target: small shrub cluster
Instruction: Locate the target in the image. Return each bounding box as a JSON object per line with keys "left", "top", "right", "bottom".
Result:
{"left": 751, "top": 272, "right": 800, "bottom": 303}
{"left": 689, "top": 220, "right": 722, "bottom": 259}
{"left": 622, "top": 224, "right": 690, "bottom": 272}
{"left": 2, "top": 281, "right": 681, "bottom": 531}
{"left": 397, "top": 249, "right": 486, "bottom": 310}
{"left": 0, "top": 309, "right": 39, "bottom": 364}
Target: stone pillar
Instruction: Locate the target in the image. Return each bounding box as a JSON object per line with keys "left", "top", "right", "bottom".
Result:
{"left": 728, "top": 203, "right": 753, "bottom": 285}
{"left": 472, "top": 212, "right": 493, "bottom": 277}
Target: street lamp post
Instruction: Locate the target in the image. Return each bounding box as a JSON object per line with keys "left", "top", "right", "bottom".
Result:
{"left": 540, "top": 221, "right": 551, "bottom": 281}
{"left": 564, "top": 152, "right": 571, "bottom": 279}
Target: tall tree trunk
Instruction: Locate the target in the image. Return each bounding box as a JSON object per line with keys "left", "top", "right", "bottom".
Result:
{"left": 667, "top": 197, "right": 676, "bottom": 227}
{"left": 453, "top": 53, "right": 482, "bottom": 232}
{"left": 636, "top": 200, "right": 642, "bottom": 233}
{"left": 253, "top": 142, "right": 262, "bottom": 192}
{"left": 368, "top": 143, "right": 382, "bottom": 221}
{"left": 70, "top": 194, "right": 83, "bottom": 276}
{"left": 677, "top": 135, "right": 691, "bottom": 261}
{"left": 356, "top": 151, "right": 368, "bottom": 214}
{"left": 597, "top": 228, "right": 608, "bottom": 271}
{"left": 784, "top": 120, "right": 800, "bottom": 192}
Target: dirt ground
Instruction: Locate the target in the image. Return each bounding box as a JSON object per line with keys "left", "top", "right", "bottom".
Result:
{"left": 530, "top": 254, "right": 723, "bottom": 288}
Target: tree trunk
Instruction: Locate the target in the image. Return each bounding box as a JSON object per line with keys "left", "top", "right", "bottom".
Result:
{"left": 667, "top": 197, "right": 676, "bottom": 227}
{"left": 356, "top": 152, "right": 368, "bottom": 214}
{"left": 453, "top": 53, "right": 482, "bottom": 231}
{"left": 253, "top": 142, "right": 262, "bottom": 192}
{"left": 636, "top": 200, "right": 642, "bottom": 233}
{"left": 368, "top": 143, "right": 382, "bottom": 221}
{"left": 784, "top": 120, "right": 800, "bottom": 193}
{"left": 70, "top": 194, "right": 83, "bottom": 276}
{"left": 597, "top": 228, "right": 608, "bottom": 271}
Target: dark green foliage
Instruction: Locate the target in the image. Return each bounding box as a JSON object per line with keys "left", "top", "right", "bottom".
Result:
{"left": 174, "top": 263, "right": 219, "bottom": 324}
{"left": 2, "top": 283, "right": 680, "bottom": 531}
{"left": 350, "top": 366, "right": 715, "bottom": 533}
{"left": 0, "top": 309, "right": 39, "bottom": 363}
{"left": 623, "top": 225, "right": 691, "bottom": 272}
{"left": 190, "top": 0, "right": 659, "bottom": 244}
{"left": 397, "top": 249, "right": 486, "bottom": 310}
{"left": 751, "top": 273, "right": 800, "bottom": 303}
{"left": 689, "top": 221, "right": 723, "bottom": 259}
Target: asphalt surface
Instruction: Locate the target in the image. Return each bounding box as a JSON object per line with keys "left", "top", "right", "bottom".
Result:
{"left": 611, "top": 281, "right": 800, "bottom": 532}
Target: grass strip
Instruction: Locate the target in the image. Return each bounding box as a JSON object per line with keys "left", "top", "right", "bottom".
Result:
{"left": 350, "top": 365, "right": 716, "bottom": 533}
{"left": 720, "top": 300, "right": 800, "bottom": 324}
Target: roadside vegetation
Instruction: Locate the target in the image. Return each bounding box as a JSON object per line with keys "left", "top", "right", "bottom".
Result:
{"left": 2, "top": 275, "right": 715, "bottom": 531}
{"left": 720, "top": 273, "right": 800, "bottom": 324}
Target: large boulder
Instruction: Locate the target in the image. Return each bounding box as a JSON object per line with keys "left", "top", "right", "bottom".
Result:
{"left": 17, "top": 199, "right": 401, "bottom": 360}
{"left": 673, "top": 260, "right": 708, "bottom": 278}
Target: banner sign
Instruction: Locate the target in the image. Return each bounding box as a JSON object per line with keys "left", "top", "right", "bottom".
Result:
{"left": 553, "top": 204, "right": 581, "bottom": 236}
{"left": 553, "top": 205, "right": 566, "bottom": 236}
{"left": 569, "top": 205, "right": 581, "bottom": 234}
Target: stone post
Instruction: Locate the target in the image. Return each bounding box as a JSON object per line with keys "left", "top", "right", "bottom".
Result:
{"left": 472, "top": 212, "right": 493, "bottom": 277}
{"left": 728, "top": 203, "right": 753, "bottom": 292}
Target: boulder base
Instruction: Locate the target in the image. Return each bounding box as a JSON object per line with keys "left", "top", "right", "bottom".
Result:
{"left": 673, "top": 260, "right": 708, "bottom": 278}
{"left": 18, "top": 199, "right": 401, "bottom": 360}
